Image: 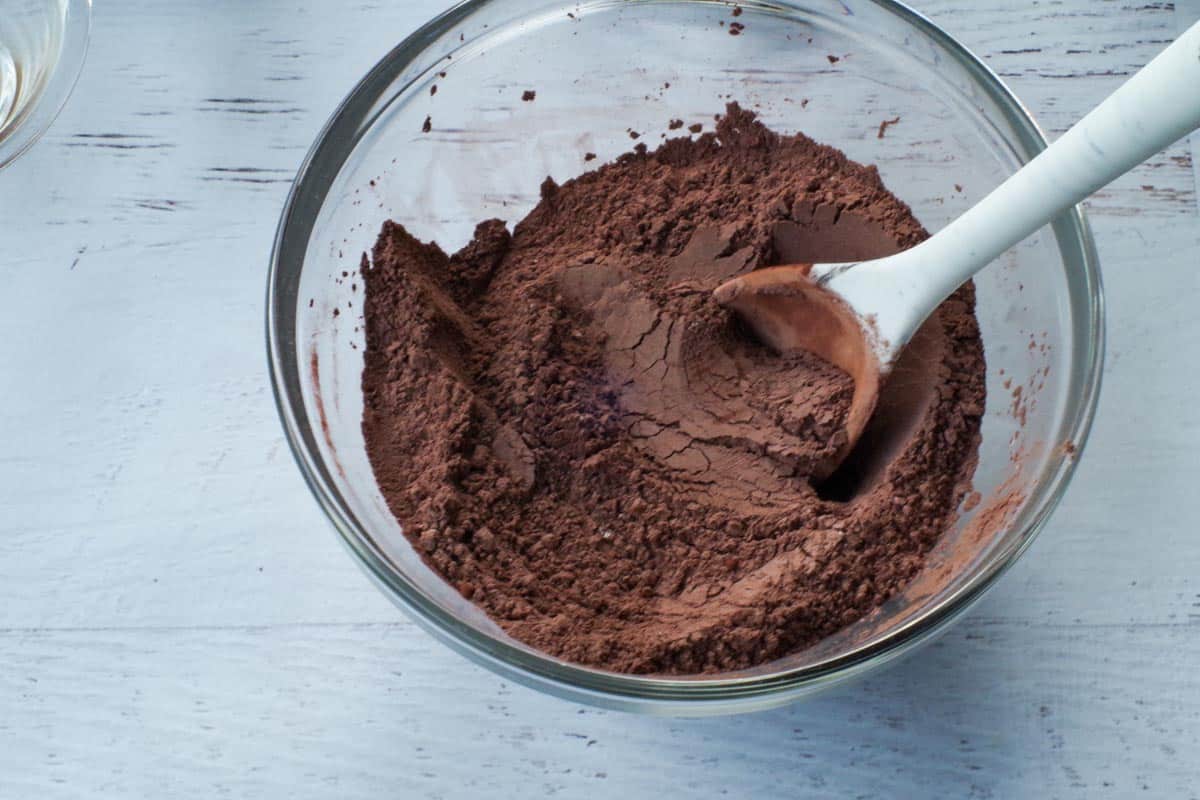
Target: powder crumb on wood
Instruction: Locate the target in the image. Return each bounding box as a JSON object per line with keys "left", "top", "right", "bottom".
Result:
{"left": 876, "top": 116, "right": 901, "bottom": 139}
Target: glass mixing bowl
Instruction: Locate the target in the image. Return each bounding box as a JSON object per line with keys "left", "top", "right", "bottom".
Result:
{"left": 0, "top": 0, "right": 90, "bottom": 170}
{"left": 267, "top": 0, "right": 1103, "bottom": 715}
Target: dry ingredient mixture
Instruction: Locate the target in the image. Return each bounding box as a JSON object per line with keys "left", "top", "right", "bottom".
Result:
{"left": 360, "top": 104, "right": 985, "bottom": 674}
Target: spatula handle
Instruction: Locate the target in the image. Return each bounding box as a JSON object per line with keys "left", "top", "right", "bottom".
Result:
{"left": 911, "top": 20, "right": 1200, "bottom": 311}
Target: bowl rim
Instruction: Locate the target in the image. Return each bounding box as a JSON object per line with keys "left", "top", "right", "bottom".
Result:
{"left": 266, "top": 0, "right": 1105, "bottom": 712}
{"left": 0, "top": 0, "right": 92, "bottom": 170}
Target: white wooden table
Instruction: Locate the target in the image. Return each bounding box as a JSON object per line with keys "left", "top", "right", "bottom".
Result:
{"left": 2, "top": 1, "right": 1198, "bottom": 796}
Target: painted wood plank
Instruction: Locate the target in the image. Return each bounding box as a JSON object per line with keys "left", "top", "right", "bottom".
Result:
{"left": 2, "top": 622, "right": 1198, "bottom": 798}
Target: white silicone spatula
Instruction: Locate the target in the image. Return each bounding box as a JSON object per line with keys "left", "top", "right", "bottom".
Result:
{"left": 715, "top": 21, "right": 1200, "bottom": 480}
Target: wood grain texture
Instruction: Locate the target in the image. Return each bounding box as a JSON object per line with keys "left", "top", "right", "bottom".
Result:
{"left": 0, "top": 0, "right": 1197, "bottom": 797}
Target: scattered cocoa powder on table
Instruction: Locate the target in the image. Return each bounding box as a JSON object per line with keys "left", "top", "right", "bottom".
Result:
{"left": 360, "top": 104, "right": 985, "bottom": 674}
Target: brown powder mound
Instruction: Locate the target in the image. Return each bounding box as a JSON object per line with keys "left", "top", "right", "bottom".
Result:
{"left": 361, "top": 103, "right": 985, "bottom": 674}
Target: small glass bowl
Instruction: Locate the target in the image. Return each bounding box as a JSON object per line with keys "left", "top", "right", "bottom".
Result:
{"left": 0, "top": 0, "right": 91, "bottom": 170}
{"left": 268, "top": 0, "right": 1103, "bottom": 715}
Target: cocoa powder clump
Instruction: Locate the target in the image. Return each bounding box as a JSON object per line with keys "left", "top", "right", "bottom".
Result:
{"left": 361, "top": 104, "right": 985, "bottom": 674}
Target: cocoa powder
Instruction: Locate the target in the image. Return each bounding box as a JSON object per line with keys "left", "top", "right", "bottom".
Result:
{"left": 361, "top": 104, "right": 985, "bottom": 674}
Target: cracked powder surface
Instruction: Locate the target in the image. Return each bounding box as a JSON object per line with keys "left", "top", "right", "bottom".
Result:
{"left": 360, "top": 104, "right": 985, "bottom": 674}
